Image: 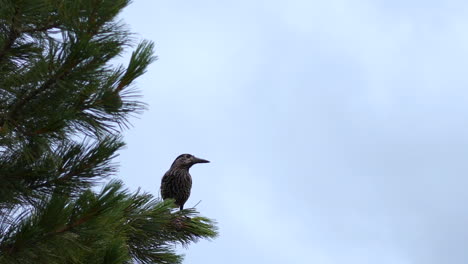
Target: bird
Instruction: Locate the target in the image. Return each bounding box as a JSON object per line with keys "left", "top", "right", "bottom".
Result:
{"left": 161, "top": 154, "right": 210, "bottom": 210}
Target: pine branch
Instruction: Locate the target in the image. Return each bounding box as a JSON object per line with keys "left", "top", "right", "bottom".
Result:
{"left": 0, "top": 6, "right": 20, "bottom": 64}
{"left": 0, "top": 182, "right": 218, "bottom": 264}
{"left": 8, "top": 47, "right": 82, "bottom": 122}
{"left": 21, "top": 23, "right": 61, "bottom": 34}
{"left": 0, "top": 29, "right": 19, "bottom": 64}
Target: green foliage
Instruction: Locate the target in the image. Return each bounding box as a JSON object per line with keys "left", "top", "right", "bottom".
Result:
{"left": 0, "top": 181, "right": 217, "bottom": 264}
{"left": 0, "top": 0, "right": 218, "bottom": 263}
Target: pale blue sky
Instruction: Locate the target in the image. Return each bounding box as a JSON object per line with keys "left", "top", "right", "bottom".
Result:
{"left": 117, "top": 1, "right": 468, "bottom": 263}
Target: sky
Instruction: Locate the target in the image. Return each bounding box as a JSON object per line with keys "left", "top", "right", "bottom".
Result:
{"left": 116, "top": 1, "right": 468, "bottom": 263}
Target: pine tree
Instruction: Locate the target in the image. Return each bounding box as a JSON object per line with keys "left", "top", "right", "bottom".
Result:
{"left": 0, "top": 1, "right": 218, "bottom": 263}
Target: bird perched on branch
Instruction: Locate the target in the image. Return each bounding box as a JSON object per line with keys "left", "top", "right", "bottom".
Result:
{"left": 161, "top": 154, "right": 210, "bottom": 210}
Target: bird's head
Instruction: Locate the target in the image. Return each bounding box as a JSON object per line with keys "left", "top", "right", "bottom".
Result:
{"left": 170, "top": 154, "right": 210, "bottom": 169}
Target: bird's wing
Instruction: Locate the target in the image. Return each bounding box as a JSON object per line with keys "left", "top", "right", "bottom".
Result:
{"left": 160, "top": 171, "right": 171, "bottom": 200}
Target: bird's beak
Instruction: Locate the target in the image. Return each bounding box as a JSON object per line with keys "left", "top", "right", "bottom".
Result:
{"left": 192, "top": 156, "right": 210, "bottom": 164}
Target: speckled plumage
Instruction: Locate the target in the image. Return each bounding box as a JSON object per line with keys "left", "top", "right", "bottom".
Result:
{"left": 160, "top": 154, "right": 209, "bottom": 210}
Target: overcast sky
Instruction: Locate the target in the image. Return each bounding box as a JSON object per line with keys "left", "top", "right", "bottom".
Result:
{"left": 116, "top": 1, "right": 468, "bottom": 263}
